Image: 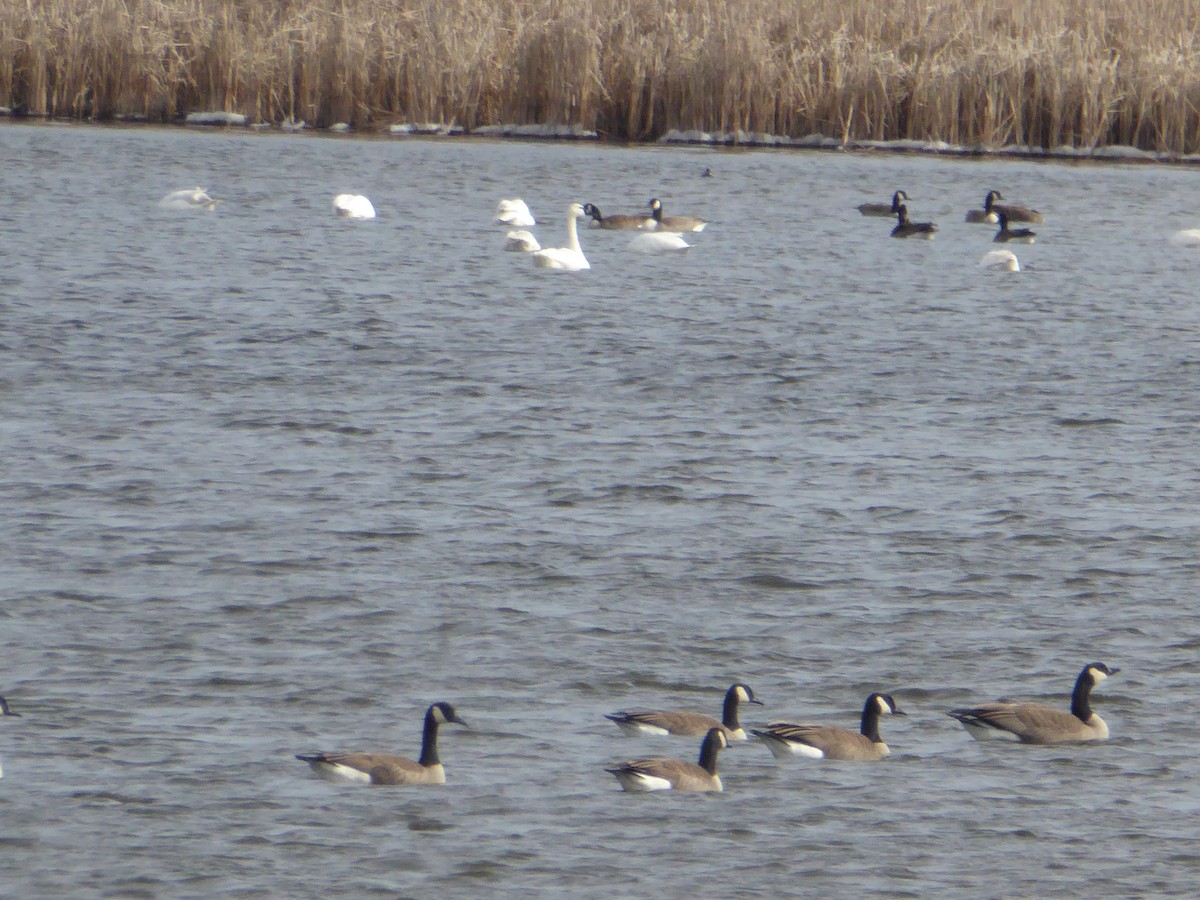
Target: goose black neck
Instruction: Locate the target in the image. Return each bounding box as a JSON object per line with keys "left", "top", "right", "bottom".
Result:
{"left": 722, "top": 688, "right": 743, "bottom": 730}
{"left": 860, "top": 697, "right": 883, "bottom": 743}
{"left": 651, "top": 206, "right": 663, "bottom": 223}
{"left": 698, "top": 731, "right": 723, "bottom": 775}
{"left": 1070, "top": 669, "right": 1095, "bottom": 722}
{"left": 419, "top": 707, "right": 442, "bottom": 767}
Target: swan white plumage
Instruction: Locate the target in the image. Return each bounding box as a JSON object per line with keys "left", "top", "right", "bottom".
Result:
{"left": 159, "top": 187, "right": 221, "bottom": 210}
{"left": 628, "top": 231, "right": 690, "bottom": 254}
{"left": 496, "top": 198, "right": 536, "bottom": 228}
{"left": 332, "top": 194, "right": 376, "bottom": 219}
{"left": 1169, "top": 229, "right": 1200, "bottom": 247}
{"left": 505, "top": 229, "right": 541, "bottom": 252}
{"left": 979, "top": 249, "right": 1020, "bottom": 272}
{"left": 532, "top": 203, "right": 589, "bottom": 270}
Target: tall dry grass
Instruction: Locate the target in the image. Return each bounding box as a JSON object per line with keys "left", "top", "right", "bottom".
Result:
{"left": 2, "top": 0, "right": 1200, "bottom": 152}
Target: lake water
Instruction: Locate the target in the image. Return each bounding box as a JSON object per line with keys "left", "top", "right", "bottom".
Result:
{"left": 2, "top": 122, "right": 1199, "bottom": 897}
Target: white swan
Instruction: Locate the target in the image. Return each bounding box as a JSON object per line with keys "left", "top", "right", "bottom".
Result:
{"left": 628, "top": 231, "right": 690, "bottom": 254}
{"left": 532, "top": 203, "right": 589, "bottom": 270}
{"left": 333, "top": 194, "right": 376, "bottom": 219}
{"left": 979, "top": 249, "right": 1020, "bottom": 272}
{"left": 505, "top": 229, "right": 541, "bottom": 252}
{"left": 496, "top": 198, "right": 536, "bottom": 227}
{"left": 1169, "top": 229, "right": 1200, "bottom": 247}
{"left": 159, "top": 187, "right": 220, "bottom": 210}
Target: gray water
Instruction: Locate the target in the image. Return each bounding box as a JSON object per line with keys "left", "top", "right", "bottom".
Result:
{"left": 2, "top": 122, "right": 1199, "bottom": 897}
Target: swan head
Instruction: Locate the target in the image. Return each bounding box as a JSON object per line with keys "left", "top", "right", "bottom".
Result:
{"left": 567, "top": 202, "right": 585, "bottom": 219}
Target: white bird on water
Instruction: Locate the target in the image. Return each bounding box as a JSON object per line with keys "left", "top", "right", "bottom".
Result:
{"left": 627, "top": 231, "right": 690, "bottom": 254}
{"left": 332, "top": 194, "right": 376, "bottom": 219}
{"left": 532, "top": 203, "right": 589, "bottom": 270}
{"left": 1169, "top": 228, "right": 1200, "bottom": 248}
{"left": 159, "top": 187, "right": 221, "bottom": 210}
{"left": 505, "top": 229, "right": 541, "bottom": 252}
{"left": 496, "top": 198, "right": 536, "bottom": 228}
{"left": 979, "top": 249, "right": 1020, "bottom": 272}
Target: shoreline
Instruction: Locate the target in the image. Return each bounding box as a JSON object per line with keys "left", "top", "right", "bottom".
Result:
{"left": 5, "top": 0, "right": 1199, "bottom": 157}
{"left": 4, "top": 113, "right": 1199, "bottom": 168}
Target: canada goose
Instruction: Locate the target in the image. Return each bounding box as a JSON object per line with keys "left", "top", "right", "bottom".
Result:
{"left": 891, "top": 205, "right": 938, "bottom": 239}
{"left": 967, "top": 190, "right": 1044, "bottom": 224}
{"left": 495, "top": 198, "right": 536, "bottom": 228}
{"left": 948, "top": 662, "right": 1118, "bottom": 744}
{"left": 965, "top": 190, "right": 1003, "bottom": 224}
{"left": 606, "top": 727, "right": 728, "bottom": 792}
{"left": 296, "top": 701, "right": 467, "bottom": 785}
{"left": 648, "top": 198, "right": 708, "bottom": 233}
{"left": 332, "top": 194, "right": 376, "bottom": 219}
{"left": 0, "top": 697, "right": 20, "bottom": 718}
{"left": 606, "top": 683, "right": 763, "bottom": 740}
{"left": 504, "top": 229, "right": 541, "bottom": 252}
{"left": 857, "top": 190, "right": 910, "bottom": 217}
{"left": 159, "top": 187, "right": 221, "bottom": 211}
{"left": 979, "top": 249, "right": 1020, "bottom": 272}
{"left": 753, "top": 693, "right": 906, "bottom": 761}
{"left": 582, "top": 203, "right": 654, "bottom": 231}
{"left": 532, "top": 202, "right": 590, "bottom": 270}
{"left": 627, "top": 231, "right": 691, "bottom": 254}
{"left": 994, "top": 212, "right": 1036, "bottom": 244}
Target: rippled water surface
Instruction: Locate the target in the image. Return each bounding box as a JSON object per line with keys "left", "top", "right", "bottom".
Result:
{"left": 3, "top": 122, "right": 1200, "bottom": 897}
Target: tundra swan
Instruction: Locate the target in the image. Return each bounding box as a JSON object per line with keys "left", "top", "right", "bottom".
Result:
{"left": 532, "top": 203, "right": 589, "bottom": 270}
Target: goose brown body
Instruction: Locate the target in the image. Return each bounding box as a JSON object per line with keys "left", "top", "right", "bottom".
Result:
{"left": 754, "top": 693, "right": 905, "bottom": 761}
{"left": 583, "top": 203, "right": 654, "bottom": 230}
{"left": 857, "top": 190, "right": 910, "bottom": 217}
{"left": 948, "top": 663, "right": 1117, "bottom": 744}
{"left": 967, "top": 189, "right": 1044, "bottom": 224}
{"left": 647, "top": 198, "right": 708, "bottom": 232}
{"left": 297, "top": 701, "right": 467, "bottom": 785}
{"left": 606, "top": 727, "right": 727, "bottom": 792}
{"left": 606, "top": 683, "right": 763, "bottom": 740}
{"left": 891, "top": 205, "right": 938, "bottom": 239}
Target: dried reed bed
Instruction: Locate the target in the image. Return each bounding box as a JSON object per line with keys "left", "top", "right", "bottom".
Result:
{"left": 3, "top": 0, "right": 1200, "bottom": 152}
